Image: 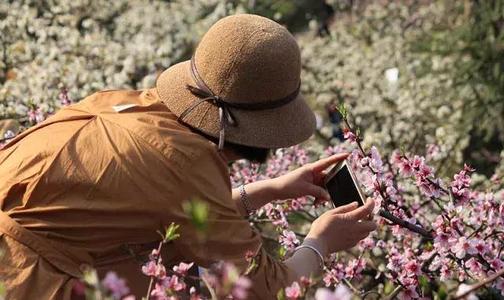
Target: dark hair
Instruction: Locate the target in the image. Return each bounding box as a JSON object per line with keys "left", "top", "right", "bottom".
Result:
{"left": 227, "top": 142, "right": 270, "bottom": 164}
{"left": 189, "top": 127, "right": 270, "bottom": 163}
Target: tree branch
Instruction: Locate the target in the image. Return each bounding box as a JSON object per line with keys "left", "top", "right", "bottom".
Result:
{"left": 453, "top": 268, "right": 504, "bottom": 299}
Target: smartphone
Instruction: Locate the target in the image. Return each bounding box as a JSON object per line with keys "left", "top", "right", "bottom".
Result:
{"left": 324, "top": 160, "right": 366, "bottom": 208}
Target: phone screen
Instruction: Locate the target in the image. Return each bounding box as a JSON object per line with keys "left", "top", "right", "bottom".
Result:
{"left": 325, "top": 164, "right": 365, "bottom": 208}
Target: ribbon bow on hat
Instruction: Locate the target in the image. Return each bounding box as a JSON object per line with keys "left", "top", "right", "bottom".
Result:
{"left": 178, "top": 56, "right": 300, "bottom": 150}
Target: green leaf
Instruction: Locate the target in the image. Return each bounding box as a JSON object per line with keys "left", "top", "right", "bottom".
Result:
{"left": 244, "top": 257, "right": 258, "bottom": 275}
{"left": 278, "top": 246, "right": 287, "bottom": 259}
{"left": 163, "top": 222, "right": 180, "bottom": 243}
{"left": 337, "top": 103, "right": 348, "bottom": 119}
{"left": 276, "top": 288, "right": 286, "bottom": 300}
{"left": 383, "top": 281, "right": 395, "bottom": 294}
{"left": 418, "top": 275, "right": 429, "bottom": 289}
{"left": 436, "top": 284, "right": 447, "bottom": 300}
{"left": 400, "top": 145, "right": 407, "bottom": 156}
{"left": 183, "top": 198, "right": 209, "bottom": 233}
{"left": 0, "top": 282, "right": 5, "bottom": 298}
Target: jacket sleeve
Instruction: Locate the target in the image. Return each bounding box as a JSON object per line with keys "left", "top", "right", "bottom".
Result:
{"left": 166, "top": 144, "right": 297, "bottom": 299}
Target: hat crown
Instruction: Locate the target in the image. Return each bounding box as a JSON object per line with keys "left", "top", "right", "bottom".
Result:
{"left": 194, "top": 14, "right": 301, "bottom": 104}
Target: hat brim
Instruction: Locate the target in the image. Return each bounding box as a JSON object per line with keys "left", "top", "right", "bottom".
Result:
{"left": 156, "top": 60, "right": 316, "bottom": 149}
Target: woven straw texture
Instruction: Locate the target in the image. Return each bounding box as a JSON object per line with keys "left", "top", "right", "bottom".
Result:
{"left": 156, "top": 14, "right": 315, "bottom": 148}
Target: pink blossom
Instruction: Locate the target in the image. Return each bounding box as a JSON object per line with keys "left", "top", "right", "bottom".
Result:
{"left": 323, "top": 264, "right": 345, "bottom": 287}
{"left": 163, "top": 275, "right": 186, "bottom": 292}
{"left": 418, "top": 163, "right": 433, "bottom": 177}
{"left": 450, "top": 237, "right": 477, "bottom": 259}
{"left": 285, "top": 281, "right": 302, "bottom": 299}
{"left": 495, "top": 278, "right": 504, "bottom": 296}
{"left": 3, "top": 130, "right": 15, "bottom": 141}
{"left": 72, "top": 280, "right": 86, "bottom": 297}
{"left": 142, "top": 261, "right": 157, "bottom": 276}
{"left": 426, "top": 144, "right": 440, "bottom": 159}
{"left": 149, "top": 249, "right": 160, "bottom": 260}
{"left": 231, "top": 276, "right": 252, "bottom": 300}
{"left": 264, "top": 204, "right": 289, "bottom": 228}
{"left": 398, "top": 158, "right": 413, "bottom": 177}
{"left": 358, "top": 237, "right": 375, "bottom": 251}
{"left": 315, "top": 285, "right": 352, "bottom": 300}
{"left": 203, "top": 261, "right": 251, "bottom": 298}
{"left": 369, "top": 146, "right": 383, "bottom": 172}
{"left": 343, "top": 128, "right": 356, "bottom": 142}
{"left": 150, "top": 282, "right": 169, "bottom": 299}
{"left": 289, "top": 199, "right": 303, "bottom": 211}
{"left": 28, "top": 108, "right": 46, "bottom": 124}
{"left": 490, "top": 259, "right": 504, "bottom": 271}
{"left": 345, "top": 258, "right": 366, "bottom": 279}
{"left": 398, "top": 285, "right": 419, "bottom": 300}
{"left": 411, "top": 155, "right": 424, "bottom": 170}
{"left": 142, "top": 259, "right": 166, "bottom": 279}
{"left": 404, "top": 260, "right": 421, "bottom": 277}
{"left": 299, "top": 276, "right": 312, "bottom": 287}
{"left": 156, "top": 264, "right": 167, "bottom": 279}
{"left": 279, "top": 230, "right": 299, "bottom": 251}
{"left": 173, "top": 262, "right": 194, "bottom": 276}
{"left": 360, "top": 156, "right": 370, "bottom": 168}
{"left": 450, "top": 166, "right": 474, "bottom": 205}
{"left": 59, "top": 88, "right": 72, "bottom": 106}
{"left": 101, "top": 272, "right": 130, "bottom": 299}
{"left": 440, "top": 265, "right": 453, "bottom": 281}
{"left": 464, "top": 257, "right": 483, "bottom": 276}
{"left": 189, "top": 286, "right": 203, "bottom": 300}
{"left": 473, "top": 239, "right": 489, "bottom": 255}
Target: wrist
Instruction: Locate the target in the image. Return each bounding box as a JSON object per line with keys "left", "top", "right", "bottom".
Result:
{"left": 303, "top": 236, "right": 329, "bottom": 258}
{"left": 267, "top": 177, "right": 284, "bottom": 201}
{"left": 245, "top": 179, "right": 282, "bottom": 209}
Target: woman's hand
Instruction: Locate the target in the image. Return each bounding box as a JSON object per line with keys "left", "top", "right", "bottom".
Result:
{"left": 232, "top": 152, "right": 349, "bottom": 216}
{"left": 306, "top": 199, "right": 377, "bottom": 256}
{"left": 269, "top": 152, "right": 349, "bottom": 205}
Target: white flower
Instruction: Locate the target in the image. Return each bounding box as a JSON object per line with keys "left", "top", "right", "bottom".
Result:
{"left": 385, "top": 67, "right": 399, "bottom": 83}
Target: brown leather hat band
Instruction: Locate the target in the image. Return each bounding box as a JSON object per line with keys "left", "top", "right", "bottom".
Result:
{"left": 178, "top": 56, "right": 300, "bottom": 150}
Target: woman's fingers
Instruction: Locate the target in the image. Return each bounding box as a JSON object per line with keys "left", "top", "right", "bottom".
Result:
{"left": 356, "top": 220, "right": 377, "bottom": 232}
{"left": 343, "top": 198, "right": 374, "bottom": 221}
{"left": 306, "top": 184, "right": 331, "bottom": 201}
{"left": 311, "top": 153, "right": 350, "bottom": 173}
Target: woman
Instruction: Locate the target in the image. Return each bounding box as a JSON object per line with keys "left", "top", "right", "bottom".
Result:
{"left": 0, "top": 14, "right": 376, "bottom": 299}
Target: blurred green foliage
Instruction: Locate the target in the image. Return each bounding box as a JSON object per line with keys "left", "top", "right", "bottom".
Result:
{"left": 183, "top": 198, "right": 209, "bottom": 234}
{"left": 411, "top": 0, "right": 504, "bottom": 175}
{"left": 237, "top": 0, "right": 339, "bottom": 32}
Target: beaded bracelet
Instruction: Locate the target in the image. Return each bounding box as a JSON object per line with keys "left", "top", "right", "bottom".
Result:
{"left": 239, "top": 184, "right": 255, "bottom": 215}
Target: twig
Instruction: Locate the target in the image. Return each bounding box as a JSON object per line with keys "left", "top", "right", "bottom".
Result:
{"left": 385, "top": 285, "right": 403, "bottom": 300}
{"left": 342, "top": 278, "right": 360, "bottom": 294}
{"left": 453, "top": 268, "right": 504, "bottom": 299}
{"left": 201, "top": 273, "right": 218, "bottom": 300}
{"left": 379, "top": 209, "right": 433, "bottom": 239}
{"left": 145, "top": 241, "right": 164, "bottom": 300}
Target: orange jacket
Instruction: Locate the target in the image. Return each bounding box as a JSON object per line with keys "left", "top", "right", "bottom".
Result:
{"left": 0, "top": 89, "right": 294, "bottom": 299}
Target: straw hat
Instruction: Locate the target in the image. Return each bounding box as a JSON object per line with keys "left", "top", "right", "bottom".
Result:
{"left": 156, "top": 14, "right": 316, "bottom": 149}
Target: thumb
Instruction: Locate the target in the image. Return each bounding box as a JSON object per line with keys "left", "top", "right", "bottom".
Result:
{"left": 332, "top": 201, "right": 359, "bottom": 214}
{"left": 344, "top": 198, "right": 374, "bottom": 221}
